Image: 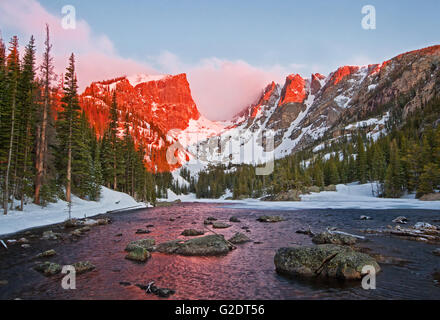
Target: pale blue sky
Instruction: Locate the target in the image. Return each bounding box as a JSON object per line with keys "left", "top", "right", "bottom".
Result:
{"left": 35, "top": 0, "right": 440, "bottom": 75}
{"left": 1, "top": 0, "right": 440, "bottom": 119}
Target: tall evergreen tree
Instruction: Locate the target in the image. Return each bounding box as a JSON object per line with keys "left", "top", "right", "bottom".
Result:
{"left": 56, "top": 53, "right": 81, "bottom": 203}
{"left": 35, "top": 24, "right": 54, "bottom": 204}
{"left": 2, "top": 36, "right": 20, "bottom": 214}
{"left": 356, "top": 133, "right": 367, "bottom": 184}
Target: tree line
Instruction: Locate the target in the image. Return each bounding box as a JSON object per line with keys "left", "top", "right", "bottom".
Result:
{"left": 0, "top": 26, "right": 158, "bottom": 215}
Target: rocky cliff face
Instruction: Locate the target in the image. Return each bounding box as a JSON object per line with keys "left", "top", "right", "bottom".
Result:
{"left": 80, "top": 73, "right": 221, "bottom": 172}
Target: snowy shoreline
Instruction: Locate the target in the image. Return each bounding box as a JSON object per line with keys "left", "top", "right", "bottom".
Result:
{"left": 1, "top": 183, "right": 438, "bottom": 237}
{"left": 0, "top": 187, "right": 148, "bottom": 237}
{"left": 163, "top": 183, "right": 440, "bottom": 211}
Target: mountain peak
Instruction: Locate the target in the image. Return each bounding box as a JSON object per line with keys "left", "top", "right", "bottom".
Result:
{"left": 278, "top": 74, "right": 306, "bottom": 106}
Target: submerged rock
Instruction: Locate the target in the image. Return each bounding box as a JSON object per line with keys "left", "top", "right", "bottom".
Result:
{"left": 181, "top": 229, "right": 205, "bottom": 236}
{"left": 229, "top": 216, "right": 241, "bottom": 223}
{"left": 36, "top": 249, "right": 56, "bottom": 258}
{"left": 41, "top": 230, "right": 61, "bottom": 240}
{"left": 257, "top": 215, "right": 285, "bottom": 223}
{"left": 206, "top": 217, "right": 217, "bottom": 221}
{"left": 125, "top": 239, "right": 156, "bottom": 252}
{"left": 0, "top": 280, "right": 8, "bottom": 286}
{"left": 73, "top": 261, "right": 96, "bottom": 274}
{"left": 34, "top": 262, "right": 62, "bottom": 276}
{"left": 360, "top": 215, "right": 372, "bottom": 220}
{"left": 136, "top": 281, "right": 175, "bottom": 298}
{"left": 312, "top": 231, "right": 357, "bottom": 246}
{"left": 228, "top": 232, "right": 251, "bottom": 244}
{"left": 274, "top": 244, "right": 380, "bottom": 280}
{"left": 18, "top": 238, "right": 29, "bottom": 244}
{"left": 135, "top": 229, "right": 151, "bottom": 234}
{"left": 414, "top": 222, "right": 437, "bottom": 230}
{"left": 296, "top": 229, "right": 314, "bottom": 236}
{"left": 125, "top": 247, "right": 150, "bottom": 262}
{"left": 212, "top": 222, "right": 231, "bottom": 229}
{"left": 392, "top": 216, "right": 408, "bottom": 224}
{"left": 156, "top": 235, "right": 232, "bottom": 256}
{"left": 433, "top": 248, "right": 440, "bottom": 256}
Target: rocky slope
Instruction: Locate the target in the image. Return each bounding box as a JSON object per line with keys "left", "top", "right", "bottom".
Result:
{"left": 185, "top": 45, "right": 440, "bottom": 173}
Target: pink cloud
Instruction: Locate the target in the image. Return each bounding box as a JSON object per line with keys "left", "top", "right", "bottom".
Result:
{"left": 0, "top": 0, "right": 156, "bottom": 90}
{"left": 1, "top": 0, "right": 290, "bottom": 120}
{"left": 150, "top": 52, "right": 288, "bottom": 120}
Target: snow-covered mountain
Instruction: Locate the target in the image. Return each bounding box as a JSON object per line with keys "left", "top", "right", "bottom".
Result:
{"left": 184, "top": 45, "right": 440, "bottom": 173}
{"left": 78, "top": 45, "right": 440, "bottom": 174}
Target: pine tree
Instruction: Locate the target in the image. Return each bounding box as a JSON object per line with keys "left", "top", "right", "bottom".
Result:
{"left": 356, "top": 133, "right": 367, "bottom": 184}
{"left": 2, "top": 36, "right": 20, "bottom": 214}
{"left": 384, "top": 140, "right": 403, "bottom": 198}
{"left": 56, "top": 53, "right": 81, "bottom": 203}
{"left": 16, "top": 36, "right": 37, "bottom": 210}
{"left": 416, "top": 163, "right": 440, "bottom": 198}
{"left": 35, "top": 25, "right": 54, "bottom": 205}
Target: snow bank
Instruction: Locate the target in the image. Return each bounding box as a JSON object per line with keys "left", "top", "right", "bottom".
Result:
{"left": 229, "top": 183, "right": 440, "bottom": 210}
{"left": 0, "top": 187, "right": 147, "bottom": 236}
{"left": 160, "top": 183, "right": 440, "bottom": 211}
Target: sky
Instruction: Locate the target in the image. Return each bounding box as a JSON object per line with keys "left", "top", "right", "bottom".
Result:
{"left": 1, "top": 0, "right": 439, "bottom": 120}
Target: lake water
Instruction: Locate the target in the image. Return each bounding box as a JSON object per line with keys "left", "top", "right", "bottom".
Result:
{"left": 0, "top": 202, "right": 439, "bottom": 300}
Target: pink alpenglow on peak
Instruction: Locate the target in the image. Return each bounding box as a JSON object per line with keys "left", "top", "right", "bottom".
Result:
{"left": 278, "top": 74, "right": 307, "bottom": 106}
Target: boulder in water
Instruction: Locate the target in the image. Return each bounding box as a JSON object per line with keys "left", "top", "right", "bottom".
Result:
{"left": 73, "top": 261, "right": 96, "bottom": 274}
{"left": 274, "top": 244, "right": 380, "bottom": 280}
{"left": 257, "top": 215, "right": 285, "bottom": 223}
{"left": 156, "top": 235, "right": 232, "bottom": 256}
{"left": 34, "top": 262, "right": 62, "bottom": 276}
{"left": 212, "top": 222, "right": 231, "bottom": 229}
{"left": 125, "top": 239, "right": 156, "bottom": 252}
{"left": 125, "top": 247, "right": 151, "bottom": 262}
{"left": 312, "top": 231, "right": 358, "bottom": 246}
{"left": 392, "top": 216, "right": 408, "bottom": 224}
{"left": 228, "top": 232, "right": 251, "bottom": 244}
{"left": 36, "top": 249, "right": 56, "bottom": 258}
{"left": 181, "top": 229, "right": 205, "bottom": 236}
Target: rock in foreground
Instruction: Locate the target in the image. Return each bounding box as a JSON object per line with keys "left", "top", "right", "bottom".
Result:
{"left": 156, "top": 235, "right": 232, "bottom": 256}
{"left": 73, "top": 261, "right": 96, "bottom": 274}
{"left": 257, "top": 215, "right": 285, "bottom": 223}
{"left": 34, "top": 262, "right": 62, "bottom": 276}
{"left": 312, "top": 231, "right": 357, "bottom": 246}
{"left": 274, "top": 244, "right": 380, "bottom": 280}
{"left": 228, "top": 232, "right": 251, "bottom": 244}
{"left": 125, "top": 239, "right": 156, "bottom": 252}
{"left": 181, "top": 229, "right": 205, "bottom": 236}
{"left": 36, "top": 249, "right": 56, "bottom": 258}
{"left": 125, "top": 247, "right": 151, "bottom": 262}
{"left": 211, "top": 222, "right": 231, "bottom": 229}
